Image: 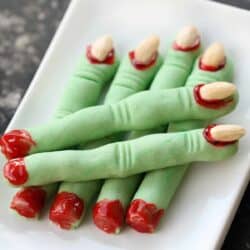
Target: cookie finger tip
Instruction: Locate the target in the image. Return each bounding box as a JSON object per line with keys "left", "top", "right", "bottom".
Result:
{"left": 92, "top": 199, "right": 124, "bottom": 234}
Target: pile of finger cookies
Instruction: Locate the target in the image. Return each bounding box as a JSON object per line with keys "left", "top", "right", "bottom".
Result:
{"left": 0, "top": 25, "right": 245, "bottom": 234}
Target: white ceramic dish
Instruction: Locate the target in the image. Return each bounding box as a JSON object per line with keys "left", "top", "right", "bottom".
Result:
{"left": 0, "top": 0, "right": 250, "bottom": 249}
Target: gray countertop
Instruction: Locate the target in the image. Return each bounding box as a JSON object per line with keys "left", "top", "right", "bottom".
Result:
{"left": 0, "top": 0, "right": 249, "bottom": 249}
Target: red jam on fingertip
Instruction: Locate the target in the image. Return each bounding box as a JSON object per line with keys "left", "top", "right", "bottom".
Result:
{"left": 3, "top": 158, "right": 28, "bottom": 186}
{"left": 49, "top": 192, "right": 84, "bottom": 230}
{"left": 173, "top": 39, "right": 200, "bottom": 52}
{"left": 92, "top": 199, "right": 124, "bottom": 234}
{"left": 129, "top": 51, "right": 158, "bottom": 70}
{"left": 0, "top": 129, "right": 36, "bottom": 159}
{"left": 199, "top": 57, "right": 226, "bottom": 72}
{"left": 126, "top": 199, "right": 164, "bottom": 233}
{"left": 10, "top": 187, "right": 46, "bottom": 218}
{"left": 86, "top": 45, "right": 115, "bottom": 64}
{"left": 194, "top": 84, "right": 233, "bottom": 110}
{"left": 203, "top": 124, "right": 238, "bottom": 147}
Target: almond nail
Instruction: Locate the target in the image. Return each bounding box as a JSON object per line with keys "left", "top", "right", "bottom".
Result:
{"left": 91, "top": 35, "right": 113, "bottom": 61}
{"left": 175, "top": 25, "right": 200, "bottom": 48}
{"left": 210, "top": 125, "right": 246, "bottom": 142}
{"left": 201, "top": 42, "right": 225, "bottom": 67}
{"left": 134, "top": 35, "right": 160, "bottom": 64}
{"left": 200, "top": 82, "right": 236, "bottom": 101}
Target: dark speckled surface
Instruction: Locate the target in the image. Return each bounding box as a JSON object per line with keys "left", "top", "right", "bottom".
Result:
{"left": 0, "top": 0, "right": 69, "bottom": 132}
{"left": 0, "top": 0, "right": 249, "bottom": 249}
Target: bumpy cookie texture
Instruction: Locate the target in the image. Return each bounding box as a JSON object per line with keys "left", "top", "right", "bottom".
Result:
{"left": 3, "top": 127, "right": 240, "bottom": 187}
{"left": 105, "top": 46, "right": 162, "bottom": 103}
{"left": 94, "top": 26, "right": 202, "bottom": 234}
{"left": 52, "top": 36, "right": 162, "bottom": 230}
{"left": 127, "top": 44, "right": 235, "bottom": 233}
{"left": 126, "top": 124, "right": 245, "bottom": 232}
{"left": 54, "top": 36, "right": 119, "bottom": 118}
{"left": 8, "top": 35, "right": 118, "bottom": 219}
{"left": 5, "top": 83, "right": 236, "bottom": 156}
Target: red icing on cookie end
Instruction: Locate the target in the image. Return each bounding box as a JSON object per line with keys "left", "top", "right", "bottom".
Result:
{"left": 173, "top": 39, "right": 200, "bottom": 52}
{"left": 203, "top": 124, "right": 238, "bottom": 147}
{"left": 92, "top": 199, "right": 124, "bottom": 234}
{"left": 3, "top": 158, "right": 28, "bottom": 186}
{"left": 194, "top": 84, "right": 233, "bottom": 109}
{"left": 126, "top": 199, "right": 164, "bottom": 233}
{"left": 0, "top": 129, "right": 35, "bottom": 159}
{"left": 86, "top": 45, "right": 115, "bottom": 64}
{"left": 199, "top": 57, "right": 226, "bottom": 72}
{"left": 10, "top": 187, "right": 46, "bottom": 218}
{"left": 49, "top": 192, "right": 84, "bottom": 230}
{"left": 129, "top": 51, "right": 158, "bottom": 70}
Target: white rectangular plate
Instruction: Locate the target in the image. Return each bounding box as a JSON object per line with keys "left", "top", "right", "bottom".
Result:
{"left": 0, "top": 0, "right": 250, "bottom": 249}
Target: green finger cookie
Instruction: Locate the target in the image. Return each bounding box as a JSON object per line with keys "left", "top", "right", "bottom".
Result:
{"left": 93, "top": 40, "right": 201, "bottom": 234}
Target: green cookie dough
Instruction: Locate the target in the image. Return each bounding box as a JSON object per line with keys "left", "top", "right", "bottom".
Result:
{"left": 22, "top": 128, "right": 238, "bottom": 186}
{"left": 185, "top": 56, "right": 233, "bottom": 87}
{"left": 151, "top": 45, "right": 201, "bottom": 90}
{"left": 96, "top": 44, "right": 201, "bottom": 218}
{"left": 11, "top": 46, "right": 119, "bottom": 219}
{"left": 54, "top": 53, "right": 119, "bottom": 118}
{"left": 130, "top": 55, "right": 234, "bottom": 217}
{"left": 26, "top": 85, "right": 237, "bottom": 154}
{"left": 45, "top": 49, "right": 119, "bottom": 213}
{"left": 105, "top": 52, "right": 163, "bottom": 103}
{"left": 56, "top": 51, "right": 163, "bottom": 227}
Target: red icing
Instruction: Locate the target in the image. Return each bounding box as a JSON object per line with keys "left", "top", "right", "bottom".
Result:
{"left": 49, "top": 192, "right": 84, "bottom": 230}
{"left": 0, "top": 129, "right": 36, "bottom": 159}
{"left": 173, "top": 39, "right": 200, "bottom": 52}
{"left": 126, "top": 199, "right": 164, "bottom": 233}
{"left": 203, "top": 124, "right": 238, "bottom": 147}
{"left": 129, "top": 50, "right": 158, "bottom": 70}
{"left": 194, "top": 84, "right": 233, "bottom": 109}
{"left": 3, "top": 158, "right": 28, "bottom": 186}
{"left": 10, "top": 187, "right": 46, "bottom": 218}
{"left": 86, "top": 45, "right": 115, "bottom": 64}
{"left": 199, "top": 57, "right": 226, "bottom": 72}
{"left": 92, "top": 199, "right": 124, "bottom": 234}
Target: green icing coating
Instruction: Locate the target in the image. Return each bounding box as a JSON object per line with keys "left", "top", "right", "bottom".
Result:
{"left": 132, "top": 56, "right": 234, "bottom": 210}
{"left": 11, "top": 47, "right": 119, "bottom": 219}
{"left": 185, "top": 56, "right": 233, "bottom": 87}
{"left": 97, "top": 46, "right": 201, "bottom": 210}
{"left": 132, "top": 120, "right": 205, "bottom": 209}
{"left": 82, "top": 53, "right": 163, "bottom": 148}
{"left": 105, "top": 53, "right": 163, "bottom": 103}
{"left": 56, "top": 52, "right": 163, "bottom": 226}
{"left": 23, "top": 128, "right": 238, "bottom": 186}
{"left": 28, "top": 85, "right": 237, "bottom": 154}
{"left": 151, "top": 46, "right": 201, "bottom": 90}
{"left": 132, "top": 166, "right": 187, "bottom": 209}
{"left": 54, "top": 52, "right": 119, "bottom": 118}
